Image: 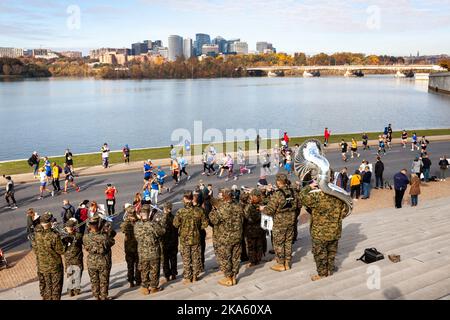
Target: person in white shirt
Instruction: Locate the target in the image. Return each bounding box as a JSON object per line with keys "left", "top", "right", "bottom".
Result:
{"left": 101, "top": 143, "right": 110, "bottom": 168}
{"left": 38, "top": 167, "right": 53, "bottom": 199}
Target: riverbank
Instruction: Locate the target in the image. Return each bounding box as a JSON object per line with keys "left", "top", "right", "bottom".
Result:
{"left": 1, "top": 128, "right": 449, "bottom": 178}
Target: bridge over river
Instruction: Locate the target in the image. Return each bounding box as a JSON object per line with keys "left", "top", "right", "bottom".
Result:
{"left": 246, "top": 65, "right": 446, "bottom": 72}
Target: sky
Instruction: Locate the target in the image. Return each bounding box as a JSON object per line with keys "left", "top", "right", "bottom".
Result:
{"left": 1, "top": 0, "right": 450, "bottom": 56}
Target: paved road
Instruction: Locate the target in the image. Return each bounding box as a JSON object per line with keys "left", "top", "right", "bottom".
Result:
{"left": 1, "top": 141, "right": 449, "bottom": 253}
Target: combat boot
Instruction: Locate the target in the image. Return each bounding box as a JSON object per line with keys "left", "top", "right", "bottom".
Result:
{"left": 150, "top": 287, "right": 163, "bottom": 294}
{"left": 270, "top": 263, "right": 286, "bottom": 272}
{"left": 284, "top": 259, "right": 292, "bottom": 270}
{"left": 170, "top": 275, "right": 177, "bottom": 281}
{"left": 140, "top": 287, "right": 150, "bottom": 295}
{"left": 231, "top": 275, "right": 237, "bottom": 285}
{"left": 129, "top": 281, "right": 135, "bottom": 288}
{"left": 182, "top": 278, "right": 192, "bottom": 285}
{"left": 218, "top": 277, "right": 233, "bottom": 287}
{"left": 192, "top": 275, "right": 200, "bottom": 282}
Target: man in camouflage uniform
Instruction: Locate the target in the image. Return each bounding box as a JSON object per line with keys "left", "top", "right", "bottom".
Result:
{"left": 161, "top": 202, "right": 178, "bottom": 282}
{"left": 209, "top": 189, "right": 244, "bottom": 286}
{"left": 83, "top": 215, "right": 115, "bottom": 300}
{"left": 192, "top": 191, "right": 207, "bottom": 271}
{"left": 134, "top": 204, "right": 166, "bottom": 294}
{"left": 32, "top": 212, "right": 65, "bottom": 300}
{"left": 62, "top": 218, "right": 84, "bottom": 297}
{"left": 261, "top": 174, "right": 300, "bottom": 272}
{"left": 173, "top": 191, "right": 209, "bottom": 284}
{"left": 299, "top": 181, "right": 347, "bottom": 281}
{"left": 120, "top": 206, "right": 141, "bottom": 288}
{"left": 243, "top": 189, "right": 266, "bottom": 267}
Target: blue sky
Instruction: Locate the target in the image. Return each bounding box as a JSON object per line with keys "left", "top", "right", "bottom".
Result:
{"left": 1, "top": 0, "right": 450, "bottom": 56}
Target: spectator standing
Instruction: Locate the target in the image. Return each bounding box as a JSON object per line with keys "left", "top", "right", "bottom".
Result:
{"left": 324, "top": 128, "right": 331, "bottom": 147}
{"left": 362, "top": 132, "right": 369, "bottom": 150}
{"left": 409, "top": 174, "right": 421, "bottom": 207}
{"left": 335, "top": 168, "right": 349, "bottom": 191}
{"left": 438, "top": 156, "right": 449, "bottom": 181}
{"left": 122, "top": 145, "right": 130, "bottom": 164}
{"left": 105, "top": 184, "right": 118, "bottom": 216}
{"left": 256, "top": 134, "right": 261, "bottom": 154}
{"left": 350, "top": 170, "right": 362, "bottom": 200}
{"left": 3, "top": 175, "right": 18, "bottom": 209}
{"left": 61, "top": 200, "right": 75, "bottom": 224}
{"left": 28, "top": 151, "right": 40, "bottom": 177}
{"left": 65, "top": 149, "right": 74, "bottom": 174}
{"left": 421, "top": 154, "right": 432, "bottom": 182}
{"left": 387, "top": 124, "right": 393, "bottom": 149}
{"left": 101, "top": 143, "right": 110, "bottom": 168}
{"left": 411, "top": 156, "right": 423, "bottom": 178}
{"left": 374, "top": 157, "right": 384, "bottom": 189}
{"left": 394, "top": 169, "right": 409, "bottom": 209}
{"left": 75, "top": 200, "right": 89, "bottom": 234}
{"left": 361, "top": 166, "right": 372, "bottom": 199}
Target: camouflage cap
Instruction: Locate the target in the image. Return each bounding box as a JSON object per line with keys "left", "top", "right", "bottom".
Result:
{"left": 140, "top": 204, "right": 151, "bottom": 214}
{"left": 164, "top": 202, "right": 173, "bottom": 210}
{"left": 276, "top": 173, "right": 288, "bottom": 183}
{"left": 65, "top": 218, "right": 77, "bottom": 228}
{"left": 40, "top": 212, "right": 53, "bottom": 223}
{"left": 88, "top": 215, "right": 100, "bottom": 224}
{"left": 221, "top": 188, "right": 232, "bottom": 198}
{"left": 250, "top": 189, "right": 262, "bottom": 197}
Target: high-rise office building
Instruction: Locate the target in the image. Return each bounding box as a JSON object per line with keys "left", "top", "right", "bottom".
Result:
{"left": 230, "top": 41, "right": 248, "bottom": 54}
{"left": 183, "top": 38, "right": 193, "bottom": 59}
{"left": 226, "top": 39, "right": 240, "bottom": 53}
{"left": 256, "top": 41, "right": 274, "bottom": 53}
{"left": 212, "top": 36, "right": 228, "bottom": 53}
{"left": 131, "top": 42, "right": 148, "bottom": 55}
{"left": 168, "top": 35, "right": 183, "bottom": 61}
{"left": 152, "top": 40, "right": 162, "bottom": 48}
{"left": 195, "top": 33, "right": 210, "bottom": 56}
{"left": 202, "top": 44, "right": 219, "bottom": 56}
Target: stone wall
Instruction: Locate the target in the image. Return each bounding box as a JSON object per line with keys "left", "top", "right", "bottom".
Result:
{"left": 429, "top": 72, "right": 450, "bottom": 94}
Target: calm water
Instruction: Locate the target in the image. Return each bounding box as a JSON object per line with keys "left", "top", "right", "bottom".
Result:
{"left": 1, "top": 76, "right": 450, "bottom": 161}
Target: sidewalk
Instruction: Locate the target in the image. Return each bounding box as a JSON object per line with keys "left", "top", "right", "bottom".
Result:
{"left": 2, "top": 179, "right": 450, "bottom": 291}
{"left": 2, "top": 135, "right": 450, "bottom": 186}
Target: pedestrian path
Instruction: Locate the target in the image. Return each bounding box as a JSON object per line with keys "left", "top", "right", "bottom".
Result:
{"left": 3, "top": 196, "right": 450, "bottom": 300}
{"left": 3, "top": 135, "right": 450, "bottom": 186}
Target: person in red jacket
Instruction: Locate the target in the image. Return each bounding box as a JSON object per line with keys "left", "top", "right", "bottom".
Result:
{"left": 283, "top": 132, "right": 290, "bottom": 147}
{"left": 324, "top": 128, "right": 331, "bottom": 147}
{"left": 105, "top": 184, "right": 118, "bottom": 216}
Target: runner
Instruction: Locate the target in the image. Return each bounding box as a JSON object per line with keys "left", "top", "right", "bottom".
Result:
{"left": 420, "top": 136, "right": 430, "bottom": 154}
{"left": 63, "top": 162, "right": 80, "bottom": 193}
{"left": 411, "top": 132, "right": 419, "bottom": 151}
{"left": 237, "top": 147, "right": 251, "bottom": 175}
{"left": 65, "top": 149, "right": 74, "bottom": 173}
{"left": 171, "top": 158, "right": 180, "bottom": 185}
{"left": 51, "top": 162, "right": 62, "bottom": 194}
{"left": 142, "top": 183, "right": 152, "bottom": 205}
{"left": 362, "top": 132, "right": 369, "bottom": 150}
{"left": 3, "top": 175, "right": 18, "bottom": 209}
{"left": 156, "top": 166, "right": 170, "bottom": 193}
{"left": 38, "top": 167, "right": 53, "bottom": 199}
{"left": 122, "top": 144, "right": 130, "bottom": 164}
{"left": 339, "top": 139, "right": 348, "bottom": 162}
{"left": 178, "top": 156, "right": 191, "bottom": 180}
{"left": 350, "top": 138, "right": 360, "bottom": 158}
{"left": 170, "top": 144, "right": 177, "bottom": 162}
{"left": 105, "top": 183, "right": 118, "bottom": 215}
{"left": 225, "top": 153, "right": 237, "bottom": 181}
{"left": 143, "top": 159, "right": 153, "bottom": 183}
{"left": 401, "top": 130, "right": 408, "bottom": 148}
{"left": 28, "top": 151, "right": 40, "bottom": 177}
{"left": 44, "top": 157, "right": 52, "bottom": 181}
{"left": 324, "top": 127, "right": 331, "bottom": 147}
{"left": 378, "top": 135, "right": 386, "bottom": 156}
{"left": 101, "top": 143, "right": 110, "bottom": 168}
{"left": 149, "top": 175, "right": 160, "bottom": 205}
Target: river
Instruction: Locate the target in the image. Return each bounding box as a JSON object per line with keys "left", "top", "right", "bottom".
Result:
{"left": 0, "top": 76, "right": 449, "bottom": 161}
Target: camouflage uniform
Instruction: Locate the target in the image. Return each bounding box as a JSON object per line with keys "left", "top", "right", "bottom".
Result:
{"left": 264, "top": 182, "right": 300, "bottom": 265}
{"left": 83, "top": 224, "right": 115, "bottom": 300}
{"left": 173, "top": 203, "right": 209, "bottom": 281}
{"left": 62, "top": 227, "right": 84, "bottom": 296}
{"left": 299, "top": 185, "right": 346, "bottom": 277}
{"left": 209, "top": 199, "right": 244, "bottom": 278}
{"left": 161, "top": 204, "right": 179, "bottom": 279}
{"left": 243, "top": 202, "right": 266, "bottom": 265}
{"left": 120, "top": 214, "right": 141, "bottom": 285}
{"left": 134, "top": 213, "right": 166, "bottom": 289}
{"left": 32, "top": 215, "right": 65, "bottom": 300}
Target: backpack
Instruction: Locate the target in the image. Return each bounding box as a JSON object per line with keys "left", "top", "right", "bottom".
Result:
{"left": 62, "top": 206, "right": 74, "bottom": 223}
{"left": 58, "top": 166, "right": 63, "bottom": 174}
{"left": 27, "top": 157, "right": 35, "bottom": 167}
{"left": 78, "top": 208, "right": 88, "bottom": 222}
{"left": 357, "top": 248, "right": 384, "bottom": 264}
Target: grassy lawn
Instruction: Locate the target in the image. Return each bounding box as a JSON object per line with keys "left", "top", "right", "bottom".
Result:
{"left": 1, "top": 128, "right": 449, "bottom": 176}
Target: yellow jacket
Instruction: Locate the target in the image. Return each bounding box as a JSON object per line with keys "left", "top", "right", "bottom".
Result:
{"left": 350, "top": 174, "right": 361, "bottom": 186}
{"left": 52, "top": 166, "right": 59, "bottom": 179}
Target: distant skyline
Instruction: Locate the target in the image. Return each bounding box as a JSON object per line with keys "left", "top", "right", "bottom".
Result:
{"left": 1, "top": 0, "right": 450, "bottom": 56}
